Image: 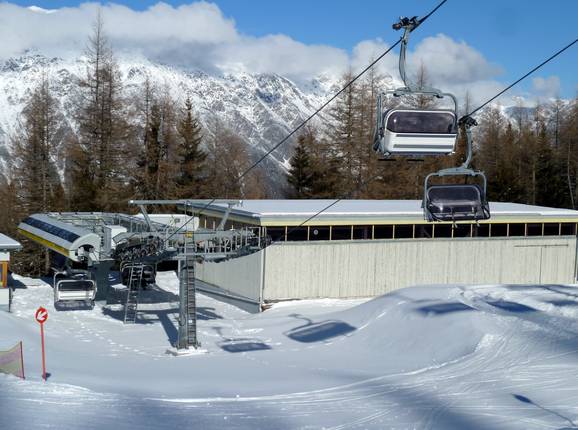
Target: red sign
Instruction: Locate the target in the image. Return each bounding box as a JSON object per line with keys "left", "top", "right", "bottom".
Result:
{"left": 35, "top": 307, "right": 48, "bottom": 324}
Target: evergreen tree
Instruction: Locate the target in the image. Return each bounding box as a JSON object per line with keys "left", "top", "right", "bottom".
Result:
{"left": 287, "top": 134, "right": 315, "bottom": 198}
{"left": 535, "top": 121, "right": 566, "bottom": 207}
{"left": 176, "top": 97, "right": 206, "bottom": 198}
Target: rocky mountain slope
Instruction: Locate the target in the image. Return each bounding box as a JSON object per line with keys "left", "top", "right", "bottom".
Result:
{"left": 0, "top": 53, "right": 347, "bottom": 192}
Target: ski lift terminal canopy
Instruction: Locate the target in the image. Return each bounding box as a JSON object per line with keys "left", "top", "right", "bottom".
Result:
{"left": 0, "top": 234, "right": 21, "bottom": 252}
{"left": 17, "top": 214, "right": 101, "bottom": 262}
{"left": 185, "top": 200, "right": 578, "bottom": 227}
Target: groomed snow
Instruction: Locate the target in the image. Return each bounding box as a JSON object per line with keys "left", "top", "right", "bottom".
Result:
{"left": 1, "top": 272, "right": 578, "bottom": 429}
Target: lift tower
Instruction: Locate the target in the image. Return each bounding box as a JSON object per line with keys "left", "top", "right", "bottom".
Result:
{"left": 129, "top": 200, "right": 262, "bottom": 350}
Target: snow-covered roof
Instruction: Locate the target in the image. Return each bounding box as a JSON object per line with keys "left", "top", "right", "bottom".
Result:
{"left": 0, "top": 233, "right": 22, "bottom": 251}
{"left": 195, "top": 200, "right": 578, "bottom": 226}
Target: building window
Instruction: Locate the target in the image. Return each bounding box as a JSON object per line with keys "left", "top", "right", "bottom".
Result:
{"left": 394, "top": 225, "right": 413, "bottom": 239}
{"left": 453, "top": 224, "right": 472, "bottom": 238}
{"left": 434, "top": 224, "right": 453, "bottom": 238}
{"left": 331, "top": 226, "right": 351, "bottom": 241}
{"left": 473, "top": 224, "right": 490, "bottom": 237}
{"left": 491, "top": 223, "right": 508, "bottom": 237}
{"left": 508, "top": 223, "right": 525, "bottom": 237}
{"left": 352, "top": 226, "right": 371, "bottom": 240}
{"left": 543, "top": 223, "right": 560, "bottom": 236}
{"left": 561, "top": 223, "right": 577, "bottom": 236}
{"left": 266, "top": 227, "right": 286, "bottom": 242}
{"left": 286, "top": 227, "right": 308, "bottom": 241}
{"left": 309, "top": 226, "right": 330, "bottom": 241}
{"left": 374, "top": 225, "right": 394, "bottom": 239}
{"left": 526, "top": 223, "right": 543, "bottom": 236}
{"left": 415, "top": 224, "right": 433, "bottom": 238}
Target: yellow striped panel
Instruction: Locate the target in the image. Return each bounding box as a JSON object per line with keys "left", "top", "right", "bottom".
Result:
{"left": 17, "top": 228, "right": 71, "bottom": 257}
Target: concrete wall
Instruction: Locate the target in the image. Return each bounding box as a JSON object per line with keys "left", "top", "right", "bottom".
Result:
{"left": 261, "top": 237, "right": 578, "bottom": 300}
{"left": 0, "top": 288, "right": 10, "bottom": 312}
{"left": 195, "top": 249, "right": 264, "bottom": 304}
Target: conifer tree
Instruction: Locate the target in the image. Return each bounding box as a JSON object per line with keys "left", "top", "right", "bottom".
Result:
{"left": 176, "top": 97, "right": 206, "bottom": 198}
{"left": 11, "top": 76, "right": 64, "bottom": 274}
{"left": 287, "top": 134, "right": 315, "bottom": 198}
{"left": 69, "top": 12, "right": 130, "bottom": 210}
{"left": 12, "top": 76, "right": 63, "bottom": 214}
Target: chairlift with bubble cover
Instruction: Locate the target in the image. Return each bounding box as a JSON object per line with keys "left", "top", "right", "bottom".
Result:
{"left": 373, "top": 17, "right": 459, "bottom": 158}
{"left": 423, "top": 116, "right": 491, "bottom": 222}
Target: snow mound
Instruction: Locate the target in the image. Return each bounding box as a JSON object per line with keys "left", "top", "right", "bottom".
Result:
{"left": 2, "top": 276, "right": 578, "bottom": 429}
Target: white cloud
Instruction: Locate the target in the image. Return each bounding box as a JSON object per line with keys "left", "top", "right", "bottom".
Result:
{"left": 0, "top": 1, "right": 554, "bottom": 107}
{"left": 0, "top": 2, "right": 346, "bottom": 79}
{"left": 532, "top": 76, "right": 561, "bottom": 98}
{"left": 410, "top": 34, "right": 502, "bottom": 85}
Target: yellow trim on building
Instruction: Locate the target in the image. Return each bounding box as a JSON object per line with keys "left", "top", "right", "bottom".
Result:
{"left": 17, "top": 228, "right": 70, "bottom": 257}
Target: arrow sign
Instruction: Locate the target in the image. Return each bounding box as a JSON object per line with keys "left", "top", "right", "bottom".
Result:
{"left": 35, "top": 307, "right": 48, "bottom": 324}
{"left": 35, "top": 307, "right": 48, "bottom": 381}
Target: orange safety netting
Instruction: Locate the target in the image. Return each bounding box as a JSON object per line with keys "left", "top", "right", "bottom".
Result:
{"left": 0, "top": 342, "right": 24, "bottom": 379}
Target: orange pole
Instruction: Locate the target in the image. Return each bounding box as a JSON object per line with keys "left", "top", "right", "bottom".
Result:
{"left": 1, "top": 261, "right": 7, "bottom": 288}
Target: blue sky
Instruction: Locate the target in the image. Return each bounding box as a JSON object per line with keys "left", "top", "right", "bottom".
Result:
{"left": 3, "top": 0, "right": 577, "bottom": 99}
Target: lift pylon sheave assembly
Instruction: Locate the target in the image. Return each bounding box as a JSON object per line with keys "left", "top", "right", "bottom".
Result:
{"left": 423, "top": 116, "right": 491, "bottom": 222}
{"left": 373, "top": 16, "right": 459, "bottom": 158}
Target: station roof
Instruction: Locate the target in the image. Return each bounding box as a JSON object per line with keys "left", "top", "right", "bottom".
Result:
{"left": 0, "top": 233, "right": 22, "bottom": 251}
{"left": 193, "top": 200, "right": 578, "bottom": 227}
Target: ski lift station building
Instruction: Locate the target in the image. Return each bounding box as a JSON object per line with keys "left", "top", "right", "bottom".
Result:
{"left": 193, "top": 200, "right": 578, "bottom": 311}
{"left": 0, "top": 233, "right": 21, "bottom": 311}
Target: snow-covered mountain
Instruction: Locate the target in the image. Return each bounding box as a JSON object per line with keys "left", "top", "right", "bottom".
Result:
{"left": 0, "top": 53, "right": 568, "bottom": 194}
{"left": 0, "top": 53, "right": 347, "bottom": 193}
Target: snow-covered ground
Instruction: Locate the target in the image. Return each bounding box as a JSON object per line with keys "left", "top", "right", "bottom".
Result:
{"left": 2, "top": 272, "right": 578, "bottom": 429}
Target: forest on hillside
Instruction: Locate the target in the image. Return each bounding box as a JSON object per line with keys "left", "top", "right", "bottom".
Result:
{"left": 0, "top": 18, "right": 577, "bottom": 274}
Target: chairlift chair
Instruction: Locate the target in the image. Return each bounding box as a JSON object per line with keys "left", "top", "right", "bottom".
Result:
{"left": 373, "top": 16, "right": 491, "bottom": 222}
{"left": 424, "top": 177, "right": 490, "bottom": 222}
{"left": 373, "top": 16, "right": 459, "bottom": 159}
{"left": 422, "top": 116, "right": 491, "bottom": 222}
{"left": 374, "top": 106, "right": 458, "bottom": 157}
{"left": 53, "top": 272, "right": 97, "bottom": 308}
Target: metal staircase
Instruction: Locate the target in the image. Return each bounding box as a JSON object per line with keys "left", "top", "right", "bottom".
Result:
{"left": 123, "top": 264, "right": 143, "bottom": 324}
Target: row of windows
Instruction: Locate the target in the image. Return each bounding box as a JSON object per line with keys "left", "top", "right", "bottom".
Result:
{"left": 23, "top": 217, "right": 80, "bottom": 243}
{"left": 264, "top": 223, "right": 578, "bottom": 242}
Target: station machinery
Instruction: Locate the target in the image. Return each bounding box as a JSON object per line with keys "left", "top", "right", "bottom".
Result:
{"left": 18, "top": 200, "right": 265, "bottom": 350}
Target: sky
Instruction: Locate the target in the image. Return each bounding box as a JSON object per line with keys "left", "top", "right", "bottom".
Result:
{"left": 0, "top": 0, "right": 576, "bottom": 104}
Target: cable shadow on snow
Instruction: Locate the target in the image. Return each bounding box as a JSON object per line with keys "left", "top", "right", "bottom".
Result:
{"left": 513, "top": 394, "right": 577, "bottom": 429}
{"left": 284, "top": 314, "right": 356, "bottom": 343}
{"left": 212, "top": 326, "right": 272, "bottom": 353}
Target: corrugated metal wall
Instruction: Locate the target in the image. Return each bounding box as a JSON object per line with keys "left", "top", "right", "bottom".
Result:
{"left": 195, "top": 249, "right": 264, "bottom": 303}
{"left": 261, "top": 237, "right": 578, "bottom": 300}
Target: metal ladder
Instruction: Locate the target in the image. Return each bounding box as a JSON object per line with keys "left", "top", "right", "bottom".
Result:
{"left": 124, "top": 264, "right": 143, "bottom": 324}
{"left": 177, "top": 238, "right": 199, "bottom": 349}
